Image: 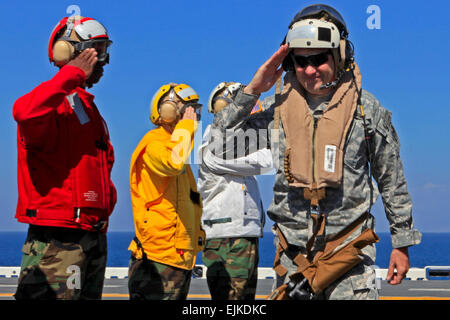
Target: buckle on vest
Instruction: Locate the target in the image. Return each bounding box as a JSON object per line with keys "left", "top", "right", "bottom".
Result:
{"left": 308, "top": 203, "right": 327, "bottom": 253}
{"left": 314, "top": 235, "right": 326, "bottom": 252}
{"left": 310, "top": 205, "right": 320, "bottom": 217}
{"left": 303, "top": 187, "right": 326, "bottom": 208}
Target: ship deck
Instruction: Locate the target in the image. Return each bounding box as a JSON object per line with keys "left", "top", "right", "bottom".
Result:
{"left": 1, "top": 266, "right": 449, "bottom": 300}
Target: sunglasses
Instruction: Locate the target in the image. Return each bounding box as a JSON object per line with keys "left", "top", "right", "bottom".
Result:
{"left": 291, "top": 51, "right": 330, "bottom": 68}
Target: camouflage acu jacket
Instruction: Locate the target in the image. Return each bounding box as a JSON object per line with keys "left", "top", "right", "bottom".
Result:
{"left": 210, "top": 86, "right": 421, "bottom": 252}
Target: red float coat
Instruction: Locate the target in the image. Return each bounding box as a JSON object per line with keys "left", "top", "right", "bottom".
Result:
{"left": 12, "top": 65, "right": 116, "bottom": 232}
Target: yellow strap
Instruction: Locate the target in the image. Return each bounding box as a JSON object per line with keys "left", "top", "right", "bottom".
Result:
{"left": 359, "top": 104, "right": 365, "bottom": 117}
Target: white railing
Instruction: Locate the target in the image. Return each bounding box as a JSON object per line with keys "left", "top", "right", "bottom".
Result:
{"left": 1, "top": 266, "right": 448, "bottom": 281}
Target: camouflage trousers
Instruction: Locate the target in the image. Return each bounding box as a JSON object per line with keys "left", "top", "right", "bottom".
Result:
{"left": 273, "top": 234, "right": 379, "bottom": 300}
{"left": 202, "top": 237, "right": 259, "bottom": 300}
{"left": 128, "top": 257, "right": 192, "bottom": 300}
{"left": 15, "top": 225, "right": 107, "bottom": 300}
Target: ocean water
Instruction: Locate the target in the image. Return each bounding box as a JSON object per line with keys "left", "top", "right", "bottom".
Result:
{"left": 0, "top": 231, "right": 449, "bottom": 268}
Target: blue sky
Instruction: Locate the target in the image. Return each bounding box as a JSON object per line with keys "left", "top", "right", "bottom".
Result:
{"left": 0, "top": 0, "right": 449, "bottom": 233}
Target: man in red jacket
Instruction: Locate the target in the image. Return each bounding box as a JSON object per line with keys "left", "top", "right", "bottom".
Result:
{"left": 12, "top": 16, "right": 116, "bottom": 300}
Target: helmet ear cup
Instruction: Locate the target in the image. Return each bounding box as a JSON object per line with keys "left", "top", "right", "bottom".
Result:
{"left": 337, "top": 39, "right": 354, "bottom": 70}
{"left": 212, "top": 98, "right": 229, "bottom": 114}
{"left": 52, "top": 40, "right": 75, "bottom": 66}
{"left": 345, "top": 39, "right": 354, "bottom": 65}
{"left": 158, "top": 101, "right": 179, "bottom": 123}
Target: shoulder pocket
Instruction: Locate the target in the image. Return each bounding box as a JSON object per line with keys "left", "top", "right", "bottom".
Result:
{"left": 343, "top": 118, "right": 368, "bottom": 170}
{"left": 376, "top": 110, "right": 400, "bottom": 147}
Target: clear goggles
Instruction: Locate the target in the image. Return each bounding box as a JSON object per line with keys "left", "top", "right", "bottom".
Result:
{"left": 73, "top": 39, "right": 112, "bottom": 63}
{"left": 180, "top": 102, "right": 203, "bottom": 120}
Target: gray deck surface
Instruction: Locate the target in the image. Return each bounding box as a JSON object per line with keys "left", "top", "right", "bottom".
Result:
{"left": 1, "top": 277, "right": 449, "bottom": 300}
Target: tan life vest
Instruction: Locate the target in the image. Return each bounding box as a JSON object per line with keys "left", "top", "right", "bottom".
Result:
{"left": 276, "top": 64, "right": 362, "bottom": 190}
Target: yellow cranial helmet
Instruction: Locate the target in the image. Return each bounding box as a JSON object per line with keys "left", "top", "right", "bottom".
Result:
{"left": 150, "top": 83, "right": 201, "bottom": 125}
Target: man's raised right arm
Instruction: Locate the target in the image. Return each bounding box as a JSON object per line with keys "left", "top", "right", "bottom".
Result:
{"left": 13, "top": 49, "right": 97, "bottom": 149}
{"left": 13, "top": 49, "right": 97, "bottom": 123}
{"left": 212, "top": 44, "right": 289, "bottom": 132}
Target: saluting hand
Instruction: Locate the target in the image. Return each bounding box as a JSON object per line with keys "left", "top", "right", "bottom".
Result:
{"left": 67, "top": 48, "right": 98, "bottom": 79}
{"left": 243, "top": 44, "right": 290, "bottom": 96}
{"left": 182, "top": 107, "right": 197, "bottom": 122}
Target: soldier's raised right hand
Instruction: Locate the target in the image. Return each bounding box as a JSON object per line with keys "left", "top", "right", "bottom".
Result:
{"left": 243, "top": 44, "right": 289, "bottom": 96}
{"left": 67, "top": 48, "right": 98, "bottom": 79}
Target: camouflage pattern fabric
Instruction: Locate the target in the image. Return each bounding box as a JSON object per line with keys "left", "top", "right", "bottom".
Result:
{"left": 15, "top": 225, "right": 107, "bottom": 300}
{"left": 128, "top": 257, "right": 192, "bottom": 300}
{"left": 210, "top": 87, "right": 422, "bottom": 251}
{"left": 273, "top": 232, "right": 379, "bottom": 300}
{"left": 202, "top": 237, "right": 258, "bottom": 300}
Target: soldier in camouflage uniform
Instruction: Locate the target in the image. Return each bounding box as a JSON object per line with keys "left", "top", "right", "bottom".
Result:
{"left": 199, "top": 82, "right": 272, "bottom": 300}
{"left": 201, "top": 238, "right": 259, "bottom": 300}
{"left": 208, "top": 4, "right": 421, "bottom": 300}
{"left": 128, "top": 256, "right": 192, "bottom": 300}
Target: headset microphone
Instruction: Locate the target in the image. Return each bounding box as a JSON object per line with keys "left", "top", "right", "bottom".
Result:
{"left": 319, "top": 69, "right": 345, "bottom": 89}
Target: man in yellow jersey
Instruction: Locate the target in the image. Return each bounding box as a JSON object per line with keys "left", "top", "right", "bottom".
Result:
{"left": 127, "top": 83, "right": 205, "bottom": 300}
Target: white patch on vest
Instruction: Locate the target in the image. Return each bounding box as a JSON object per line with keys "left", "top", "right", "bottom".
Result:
{"left": 324, "top": 145, "right": 336, "bottom": 173}
{"left": 83, "top": 190, "right": 99, "bottom": 202}
{"left": 66, "top": 93, "right": 90, "bottom": 125}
